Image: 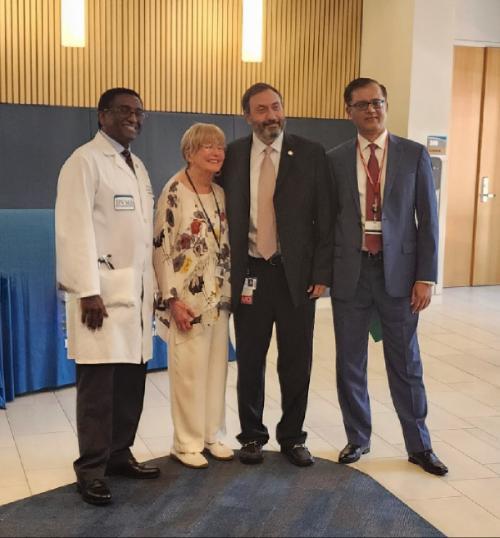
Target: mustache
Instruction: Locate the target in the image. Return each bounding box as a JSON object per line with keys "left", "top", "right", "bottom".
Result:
{"left": 263, "top": 120, "right": 281, "bottom": 127}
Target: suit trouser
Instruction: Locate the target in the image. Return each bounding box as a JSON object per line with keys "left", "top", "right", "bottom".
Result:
{"left": 332, "top": 255, "right": 431, "bottom": 453}
{"left": 234, "top": 256, "right": 315, "bottom": 449}
{"left": 168, "top": 311, "right": 229, "bottom": 453}
{"left": 74, "top": 362, "right": 147, "bottom": 481}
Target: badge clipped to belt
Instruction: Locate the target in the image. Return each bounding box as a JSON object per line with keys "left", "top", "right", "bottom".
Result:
{"left": 240, "top": 276, "right": 257, "bottom": 305}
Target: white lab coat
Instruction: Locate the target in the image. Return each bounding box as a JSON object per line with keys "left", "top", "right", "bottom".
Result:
{"left": 55, "top": 131, "right": 155, "bottom": 364}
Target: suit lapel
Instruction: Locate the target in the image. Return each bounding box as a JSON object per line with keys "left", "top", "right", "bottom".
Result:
{"left": 275, "top": 133, "right": 294, "bottom": 194}
{"left": 238, "top": 135, "right": 252, "bottom": 212}
{"left": 383, "top": 133, "right": 403, "bottom": 203}
{"left": 230, "top": 136, "right": 252, "bottom": 241}
{"left": 346, "top": 138, "right": 361, "bottom": 217}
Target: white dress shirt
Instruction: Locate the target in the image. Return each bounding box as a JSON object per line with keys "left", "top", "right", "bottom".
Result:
{"left": 248, "top": 131, "right": 283, "bottom": 257}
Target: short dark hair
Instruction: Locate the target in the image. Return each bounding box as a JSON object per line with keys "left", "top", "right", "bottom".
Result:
{"left": 241, "top": 82, "right": 283, "bottom": 114}
{"left": 343, "top": 78, "right": 387, "bottom": 105}
{"left": 97, "top": 87, "right": 143, "bottom": 128}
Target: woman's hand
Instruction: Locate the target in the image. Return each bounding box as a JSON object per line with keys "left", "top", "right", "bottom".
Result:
{"left": 169, "top": 299, "right": 196, "bottom": 332}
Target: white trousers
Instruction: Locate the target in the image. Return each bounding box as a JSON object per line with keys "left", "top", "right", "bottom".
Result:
{"left": 168, "top": 311, "right": 229, "bottom": 453}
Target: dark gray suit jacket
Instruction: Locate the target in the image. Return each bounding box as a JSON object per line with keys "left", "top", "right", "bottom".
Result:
{"left": 327, "top": 133, "right": 439, "bottom": 300}
{"left": 219, "top": 133, "right": 333, "bottom": 311}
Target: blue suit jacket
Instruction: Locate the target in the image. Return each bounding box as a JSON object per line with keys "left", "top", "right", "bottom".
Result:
{"left": 327, "top": 133, "right": 439, "bottom": 300}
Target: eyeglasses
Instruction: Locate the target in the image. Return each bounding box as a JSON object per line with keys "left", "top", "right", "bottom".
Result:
{"left": 104, "top": 105, "right": 147, "bottom": 120}
{"left": 348, "top": 99, "right": 385, "bottom": 111}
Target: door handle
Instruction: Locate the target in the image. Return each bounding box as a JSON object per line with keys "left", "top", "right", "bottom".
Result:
{"left": 480, "top": 176, "right": 496, "bottom": 203}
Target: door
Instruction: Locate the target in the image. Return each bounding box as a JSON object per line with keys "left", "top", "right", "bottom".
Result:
{"left": 472, "top": 47, "right": 500, "bottom": 285}
{"left": 444, "top": 46, "right": 483, "bottom": 287}
{"left": 444, "top": 46, "right": 500, "bottom": 287}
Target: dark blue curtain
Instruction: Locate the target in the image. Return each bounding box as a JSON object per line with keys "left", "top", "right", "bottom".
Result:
{"left": 0, "top": 210, "right": 73, "bottom": 407}
{"left": 0, "top": 210, "right": 168, "bottom": 408}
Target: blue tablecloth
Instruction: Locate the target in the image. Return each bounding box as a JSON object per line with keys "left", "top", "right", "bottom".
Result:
{"left": 0, "top": 210, "right": 172, "bottom": 408}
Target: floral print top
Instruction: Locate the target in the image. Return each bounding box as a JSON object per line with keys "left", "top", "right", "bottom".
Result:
{"left": 153, "top": 175, "right": 231, "bottom": 343}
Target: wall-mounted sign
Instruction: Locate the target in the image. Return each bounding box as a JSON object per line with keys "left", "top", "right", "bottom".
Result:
{"left": 427, "top": 135, "right": 447, "bottom": 155}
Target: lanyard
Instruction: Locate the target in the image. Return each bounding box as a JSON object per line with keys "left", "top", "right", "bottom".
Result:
{"left": 357, "top": 138, "right": 388, "bottom": 217}
{"left": 185, "top": 168, "right": 222, "bottom": 251}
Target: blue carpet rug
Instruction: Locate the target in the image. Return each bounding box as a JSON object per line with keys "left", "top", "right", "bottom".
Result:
{"left": 0, "top": 452, "right": 443, "bottom": 537}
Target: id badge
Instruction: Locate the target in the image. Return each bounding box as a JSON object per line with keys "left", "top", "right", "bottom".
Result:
{"left": 240, "top": 276, "right": 257, "bottom": 305}
{"left": 114, "top": 195, "right": 135, "bottom": 211}
{"left": 365, "top": 220, "right": 382, "bottom": 234}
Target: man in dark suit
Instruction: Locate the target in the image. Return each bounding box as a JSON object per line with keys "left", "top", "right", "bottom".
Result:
{"left": 327, "top": 78, "right": 448, "bottom": 476}
{"left": 219, "top": 82, "right": 332, "bottom": 466}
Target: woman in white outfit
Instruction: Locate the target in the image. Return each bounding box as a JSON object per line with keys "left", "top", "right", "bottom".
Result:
{"left": 153, "top": 123, "right": 232, "bottom": 468}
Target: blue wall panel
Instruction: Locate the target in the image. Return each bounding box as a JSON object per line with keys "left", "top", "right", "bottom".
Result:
{"left": 0, "top": 103, "right": 355, "bottom": 208}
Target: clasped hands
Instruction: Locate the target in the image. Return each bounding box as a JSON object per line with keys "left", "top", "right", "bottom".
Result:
{"left": 168, "top": 298, "right": 196, "bottom": 332}
{"left": 307, "top": 284, "right": 326, "bottom": 299}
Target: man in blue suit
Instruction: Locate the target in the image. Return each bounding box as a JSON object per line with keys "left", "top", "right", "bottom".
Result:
{"left": 327, "top": 78, "right": 448, "bottom": 476}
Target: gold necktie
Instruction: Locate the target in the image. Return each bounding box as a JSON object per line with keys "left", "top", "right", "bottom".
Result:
{"left": 256, "top": 146, "right": 278, "bottom": 260}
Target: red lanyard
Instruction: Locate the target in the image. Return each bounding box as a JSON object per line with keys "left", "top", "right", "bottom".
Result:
{"left": 357, "top": 138, "right": 388, "bottom": 218}
{"left": 357, "top": 138, "right": 388, "bottom": 195}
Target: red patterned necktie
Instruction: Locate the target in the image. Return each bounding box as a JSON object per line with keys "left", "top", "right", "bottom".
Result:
{"left": 365, "top": 143, "right": 382, "bottom": 254}
{"left": 122, "top": 149, "right": 136, "bottom": 175}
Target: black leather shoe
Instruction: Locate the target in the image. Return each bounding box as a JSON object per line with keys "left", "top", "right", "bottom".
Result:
{"left": 281, "top": 444, "right": 314, "bottom": 467}
{"left": 408, "top": 450, "right": 448, "bottom": 476}
{"left": 106, "top": 457, "right": 160, "bottom": 479}
{"left": 239, "top": 441, "right": 264, "bottom": 464}
{"left": 338, "top": 443, "right": 370, "bottom": 464}
{"left": 76, "top": 478, "right": 112, "bottom": 506}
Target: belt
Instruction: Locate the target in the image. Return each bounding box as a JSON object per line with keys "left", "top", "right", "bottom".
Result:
{"left": 249, "top": 254, "right": 282, "bottom": 267}
{"left": 361, "top": 250, "right": 383, "bottom": 260}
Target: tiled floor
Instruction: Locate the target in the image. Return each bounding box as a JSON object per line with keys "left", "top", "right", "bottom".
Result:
{"left": 2, "top": 286, "right": 500, "bottom": 537}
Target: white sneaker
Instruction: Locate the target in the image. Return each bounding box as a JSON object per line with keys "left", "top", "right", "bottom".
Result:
{"left": 170, "top": 449, "right": 208, "bottom": 469}
{"left": 204, "top": 441, "right": 234, "bottom": 461}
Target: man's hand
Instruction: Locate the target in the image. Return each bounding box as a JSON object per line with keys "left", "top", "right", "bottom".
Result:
{"left": 410, "top": 282, "right": 433, "bottom": 314}
{"left": 80, "top": 295, "right": 108, "bottom": 330}
{"left": 169, "top": 299, "right": 196, "bottom": 332}
{"left": 307, "top": 284, "right": 326, "bottom": 299}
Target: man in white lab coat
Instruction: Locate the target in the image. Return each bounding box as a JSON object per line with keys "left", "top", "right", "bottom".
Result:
{"left": 55, "top": 88, "right": 159, "bottom": 506}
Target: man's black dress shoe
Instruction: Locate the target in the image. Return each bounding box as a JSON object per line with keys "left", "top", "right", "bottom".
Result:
{"left": 76, "top": 478, "right": 112, "bottom": 506}
{"left": 239, "top": 441, "right": 264, "bottom": 464}
{"left": 408, "top": 450, "right": 448, "bottom": 476}
{"left": 281, "top": 444, "right": 314, "bottom": 467}
{"left": 338, "top": 443, "right": 370, "bottom": 464}
{"left": 106, "top": 457, "right": 160, "bottom": 479}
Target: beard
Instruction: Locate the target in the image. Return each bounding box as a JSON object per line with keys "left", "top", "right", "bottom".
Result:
{"left": 256, "top": 119, "right": 285, "bottom": 143}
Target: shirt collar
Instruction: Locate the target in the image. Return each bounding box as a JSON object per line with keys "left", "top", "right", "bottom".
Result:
{"left": 357, "top": 129, "right": 388, "bottom": 151}
{"left": 99, "top": 129, "right": 129, "bottom": 154}
{"left": 252, "top": 130, "right": 284, "bottom": 154}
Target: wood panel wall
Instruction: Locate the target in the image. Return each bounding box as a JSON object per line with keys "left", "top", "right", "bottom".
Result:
{"left": 0, "top": 0, "right": 362, "bottom": 118}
